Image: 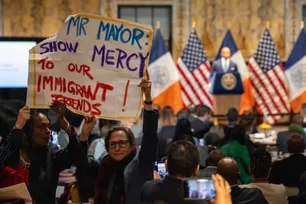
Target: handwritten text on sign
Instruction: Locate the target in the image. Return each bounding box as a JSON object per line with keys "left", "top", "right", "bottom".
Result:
{"left": 27, "top": 14, "right": 153, "bottom": 120}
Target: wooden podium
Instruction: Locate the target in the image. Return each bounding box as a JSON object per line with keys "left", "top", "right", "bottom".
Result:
{"left": 210, "top": 72, "right": 244, "bottom": 117}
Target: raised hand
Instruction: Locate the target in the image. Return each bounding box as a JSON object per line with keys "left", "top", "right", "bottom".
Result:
{"left": 138, "top": 76, "right": 153, "bottom": 111}
{"left": 15, "top": 106, "right": 31, "bottom": 129}
{"left": 80, "top": 116, "right": 97, "bottom": 141}
{"left": 212, "top": 174, "right": 232, "bottom": 204}
{"left": 50, "top": 101, "right": 69, "bottom": 131}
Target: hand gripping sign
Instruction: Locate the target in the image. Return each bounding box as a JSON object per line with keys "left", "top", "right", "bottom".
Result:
{"left": 27, "top": 14, "right": 153, "bottom": 120}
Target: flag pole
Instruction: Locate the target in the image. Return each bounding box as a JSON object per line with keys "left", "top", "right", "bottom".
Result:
{"left": 156, "top": 21, "right": 160, "bottom": 29}
{"left": 266, "top": 21, "right": 270, "bottom": 29}
{"left": 192, "top": 20, "right": 196, "bottom": 29}
{"left": 301, "top": 21, "right": 304, "bottom": 29}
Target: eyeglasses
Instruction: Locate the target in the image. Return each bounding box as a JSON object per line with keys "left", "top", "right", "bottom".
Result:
{"left": 109, "top": 140, "right": 129, "bottom": 149}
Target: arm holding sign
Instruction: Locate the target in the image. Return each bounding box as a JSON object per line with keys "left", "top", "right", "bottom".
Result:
{"left": 49, "top": 102, "right": 96, "bottom": 172}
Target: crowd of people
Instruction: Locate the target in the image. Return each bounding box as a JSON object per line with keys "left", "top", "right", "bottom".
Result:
{"left": 1, "top": 78, "right": 306, "bottom": 204}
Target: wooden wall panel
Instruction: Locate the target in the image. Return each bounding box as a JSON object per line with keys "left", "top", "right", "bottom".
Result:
{"left": 191, "top": 0, "right": 285, "bottom": 59}
{"left": 3, "top": 0, "right": 100, "bottom": 37}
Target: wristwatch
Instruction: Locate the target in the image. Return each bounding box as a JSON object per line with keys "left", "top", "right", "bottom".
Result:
{"left": 144, "top": 100, "right": 153, "bottom": 105}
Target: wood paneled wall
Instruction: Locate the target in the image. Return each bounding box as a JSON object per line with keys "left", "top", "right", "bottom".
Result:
{"left": 2, "top": 0, "right": 306, "bottom": 59}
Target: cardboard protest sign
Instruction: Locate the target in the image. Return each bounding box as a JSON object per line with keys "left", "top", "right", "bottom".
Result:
{"left": 27, "top": 14, "right": 153, "bottom": 120}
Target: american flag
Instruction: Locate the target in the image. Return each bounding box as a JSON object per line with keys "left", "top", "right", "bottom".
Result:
{"left": 248, "top": 29, "right": 290, "bottom": 124}
{"left": 177, "top": 29, "right": 213, "bottom": 108}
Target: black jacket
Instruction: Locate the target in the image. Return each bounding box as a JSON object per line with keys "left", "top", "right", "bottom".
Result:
{"left": 0, "top": 128, "right": 86, "bottom": 204}
{"left": 231, "top": 185, "right": 268, "bottom": 204}
{"left": 80, "top": 110, "right": 158, "bottom": 204}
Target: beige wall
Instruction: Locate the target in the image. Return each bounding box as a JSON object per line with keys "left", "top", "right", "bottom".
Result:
{"left": 2, "top": 0, "right": 306, "bottom": 60}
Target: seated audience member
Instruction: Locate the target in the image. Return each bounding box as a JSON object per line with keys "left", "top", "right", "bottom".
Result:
{"left": 220, "top": 125, "right": 252, "bottom": 184}
{"left": 0, "top": 102, "right": 96, "bottom": 204}
{"left": 217, "top": 157, "right": 268, "bottom": 204}
{"left": 141, "top": 141, "right": 208, "bottom": 204}
{"left": 277, "top": 115, "right": 306, "bottom": 154}
{"left": 269, "top": 134, "right": 306, "bottom": 188}
{"left": 77, "top": 79, "right": 158, "bottom": 204}
{"left": 190, "top": 105, "right": 213, "bottom": 139}
{"left": 239, "top": 111, "right": 257, "bottom": 154}
{"left": 199, "top": 132, "right": 221, "bottom": 166}
{"left": 209, "top": 125, "right": 225, "bottom": 140}
{"left": 296, "top": 171, "right": 306, "bottom": 204}
{"left": 187, "top": 104, "right": 198, "bottom": 122}
{"left": 240, "top": 149, "right": 287, "bottom": 204}
{"left": 157, "top": 106, "right": 177, "bottom": 159}
{"left": 197, "top": 149, "right": 225, "bottom": 178}
{"left": 172, "top": 118, "right": 197, "bottom": 146}
{"left": 221, "top": 107, "right": 239, "bottom": 146}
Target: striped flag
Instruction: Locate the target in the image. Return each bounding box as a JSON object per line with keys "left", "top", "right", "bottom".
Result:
{"left": 285, "top": 29, "right": 306, "bottom": 113}
{"left": 216, "top": 30, "right": 255, "bottom": 113}
{"left": 177, "top": 28, "right": 213, "bottom": 108}
{"left": 148, "top": 29, "right": 183, "bottom": 114}
{"left": 248, "top": 29, "right": 290, "bottom": 124}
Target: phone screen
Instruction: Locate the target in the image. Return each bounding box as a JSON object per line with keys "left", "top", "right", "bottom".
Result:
{"left": 199, "top": 139, "right": 204, "bottom": 147}
{"left": 157, "top": 162, "right": 168, "bottom": 178}
{"left": 183, "top": 179, "right": 215, "bottom": 200}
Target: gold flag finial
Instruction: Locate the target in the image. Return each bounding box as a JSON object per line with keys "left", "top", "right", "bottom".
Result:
{"left": 192, "top": 21, "right": 196, "bottom": 28}
{"left": 301, "top": 21, "right": 304, "bottom": 29}
{"left": 266, "top": 21, "right": 270, "bottom": 29}
{"left": 156, "top": 21, "right": 160, "bottom": 29}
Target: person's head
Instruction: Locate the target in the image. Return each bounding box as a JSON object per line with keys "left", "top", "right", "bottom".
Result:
{"left": 196, "top": 105, "right": 212, "bottom": 121}
{"left": 204, "top": 132, "right": 220, "bottom": 148}
{"left": 22, "top": 109, "right": 51, "bottom": 148}
{"left": 104, "top": 126, "right": 136, "bottom": 161}
{"left": 206, "top": 149, "right": 225, "bottom": 167}
{"left": 292, "top": 115, "right": 304, "bottom": 126}
{"left": 226, "top": 107, "right": 239, "bottom": 123}
{"left": 216, "top": 157, "right": 239, "bottom": 185}
{"left": 209, "top": 125, "right": 225, "bottom": 140}
{"left": 187, "top": 105, "right": 198, "bottom": 116}
{"left": 250, "top": 149, "right": 272, "bottom": 178}
{"left": 166, "top": 141, "right": 200, "bottom": 178}
{"left": 230, "top": 125, "right": 246, "bottom": 145}
{"left": 301, "top": 104, "right": 306, "bottom": 117}
{"left": 287, "top": 134, "right": 305, "bottom": 154}
{"left": 239, "top": 111, "right": 256, "bottom": 135}
{"left": 221, "top": 47, "right": 232, "bottom": 59}
{"left": 160, "top": 106, "right": 176, "bottom": 126}
{"left": 172, "top": 118, "right": 193, "bottom": 142}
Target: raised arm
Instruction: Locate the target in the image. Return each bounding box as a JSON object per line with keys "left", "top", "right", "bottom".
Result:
{"left": 49, "top": 102, "right": 97, "bottom": 172}
{"left": 138, "top": 78, "right": 158, "bottom": 167}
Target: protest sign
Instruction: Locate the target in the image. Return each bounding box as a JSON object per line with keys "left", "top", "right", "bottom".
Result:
{"left": 27, "top": 14, "right": 153, "bottom": 120}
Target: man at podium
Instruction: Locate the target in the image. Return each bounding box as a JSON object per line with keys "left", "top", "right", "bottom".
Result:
{"left": 211, "top": 47, "right": 238, "bottom": 74}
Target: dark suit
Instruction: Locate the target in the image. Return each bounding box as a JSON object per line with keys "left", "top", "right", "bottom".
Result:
{"left": 189, "top": 118, "right": 213, "bottom": 139}
{"left": 269, "top": 154, "right": 306, "bottom": 187}
{"left": 141, "top": 175, "right": 209, "bottom": 204}
{"left": 231, "top": 185, "right": 268, "bottom": 204}
{"left": 211, "top": 58, "right": 238, "bottom": 75}
{"left": 277, "top": 130, "right": 306, "bottom": 153}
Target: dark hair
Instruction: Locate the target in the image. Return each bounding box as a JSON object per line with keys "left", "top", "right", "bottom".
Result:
{"left": 204, "top": 132, "right": 220, "bottom": 147}
{"left": 250, "top": 149, "right": 271, "bottom": 178}
{"left": 104, "top": 126, "right": 136, "bottom": 151}
{"left": 288, "top": 134, "right": 305, "bottom": 154}
{"left": 196, "top": 105, "right": 211, "bottom": 117}
{"left": 167, "top": 141, "right": 199, "bottom": 177}
{"left": 226, "top": 108, "right": 239, "bottom": 122}
{"left": 230, "top": 125, "right": 246, "bottom": 145}
{"left": 206, "top": 149, "right": 225, "bottom": 167}
{"left": 172, "top": 118, "right": 193, "bottom": 143}
{"left": 22, "top": 109, "right": 50, "bottom": 147}
{"left": 239, "top": 111, "right": 255, "bottom": 131}
{"left": 187, "top": 105, "right": 198, "bottom": 115}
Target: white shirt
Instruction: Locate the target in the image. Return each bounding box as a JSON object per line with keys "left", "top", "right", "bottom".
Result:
{"left": 221, "top": 57, "right": 230, "bottom": 72}
{"left": 240, "top": 183, "right": 288, "bottom": 204}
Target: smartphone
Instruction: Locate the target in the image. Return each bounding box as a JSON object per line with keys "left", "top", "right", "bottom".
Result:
{"left": 182, "top": 178, "right": 215, "bottom": 200}
{"left": 199, "top": 139, "right": 204, "bottom": 147}
{"left": 157, "top": 162, "right": 168, "bottom": 178}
